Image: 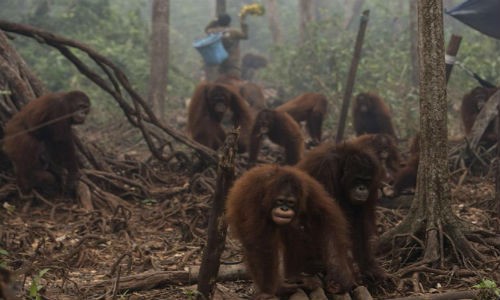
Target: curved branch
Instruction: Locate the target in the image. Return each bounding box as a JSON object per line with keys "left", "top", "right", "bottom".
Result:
{"left": 0, "top": 20, "right": 217, "bottom": 164}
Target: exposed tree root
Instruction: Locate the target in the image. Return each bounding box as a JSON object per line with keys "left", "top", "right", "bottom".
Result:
{"left": 379, "top": 207, "right": 500, "bottom": 272}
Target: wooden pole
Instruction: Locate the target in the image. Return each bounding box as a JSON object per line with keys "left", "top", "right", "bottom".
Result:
{"left": 335, "top": 10, "right": 369, "bottom": 143}
{"left": 196, "top": 129, "right": 238, "bottom": 299}
{"left": 497, "top": 103, "right": 500, "bottom": 218}
{"left": 444, "top": 34, "right": 462, "bottom": 84}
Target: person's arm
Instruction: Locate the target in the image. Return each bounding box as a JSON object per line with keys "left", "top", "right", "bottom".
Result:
{"left": 225, "top": 15, "right": 248, "bottom": 40}
{"left": 237, "top": 15, "right": 249, "bottom": 39}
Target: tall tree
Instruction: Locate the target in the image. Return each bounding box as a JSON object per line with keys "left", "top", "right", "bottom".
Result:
{"left": 380, "top": 0, "right": 496, "bottom": 268}
{"left": 299, "top": 0, "right": 313, "bottom": 44}
{"left": 413, "top": 0, "right": 452, "bottom": 264}
{"left": 148, "top": 0, "right": 170, "bottom": 122}
{"left": 266, "top": 0, "right": 282, "bottom": 45}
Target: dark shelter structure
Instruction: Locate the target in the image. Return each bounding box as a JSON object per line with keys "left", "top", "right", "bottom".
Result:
{"left": 446, "top": 0, "right": 500, "bottom": 39}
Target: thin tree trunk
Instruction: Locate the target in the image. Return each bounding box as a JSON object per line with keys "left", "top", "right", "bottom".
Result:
{"left": 216, "top": 0, "right": 226, "bottom": 16}
{"left": 497, "top": 104, "right": 500, "bottom": 218}
{"left": 416, "top": 0, "right": 450, "bottom": 263}
{"left": 266, "top": 0, "right": 282, "bottom": 45}
{"left": 148, "top": 0, "right": 170, "bottom": 122}
{"left": 207, "top": 0, "right": 216, "bottom": 18}
{"left": 299, "top": 0, "right": 313, "bottom": 44}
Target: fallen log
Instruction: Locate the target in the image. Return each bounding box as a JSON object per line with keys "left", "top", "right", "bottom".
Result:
{"left": 84, "top": 264, "right": 248, "bottom": 293}
{"left": 385, "top": 290, "right": 478, "bottom": 300}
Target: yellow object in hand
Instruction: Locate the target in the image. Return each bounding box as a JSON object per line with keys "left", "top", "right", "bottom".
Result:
{"left": 239, "top": 3, "right": 265, "bottom": 17}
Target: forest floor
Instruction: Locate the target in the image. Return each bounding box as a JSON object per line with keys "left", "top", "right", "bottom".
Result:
{"left": 1, "top": 172, "right": 499, "bottom": 299}
{"left": 1, "top": 133, "right": 500, "bottom": 299}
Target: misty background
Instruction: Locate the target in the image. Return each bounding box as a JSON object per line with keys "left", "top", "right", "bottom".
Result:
{"left": 0, "top": 0, "right": 499, "bottom": 140}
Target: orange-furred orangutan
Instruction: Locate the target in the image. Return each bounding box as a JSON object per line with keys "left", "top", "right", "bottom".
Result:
{"left": 297, "top": 141, "right": 387, "bottom": 283}
{"left": 393, "top": 133, "right": 420, "bottom": 196}
{"left": 460, "top": 86, "right": 499, "bottom": 146}
{"left": 3, "top": 90, "right": 91, "bottom": 196}
{"left": 276, "top": 93, "right": 328, "bottom": 145}
{"left": 350, "top": 133, "right": 401, "bottom": 182}
{"left": 249, "top": 109, "right": 304, "bottom": 166}
{"left": 352, "top": 92, "right": 396, "bottom": 138}
{"left": 187, "top": 82, "right": 253, "bottom": 152}
{"left": 239, "top": 82, "right": 267, "bottom": 111}
{"left": 226, "top": 164, "right": 356, "bottom": 298}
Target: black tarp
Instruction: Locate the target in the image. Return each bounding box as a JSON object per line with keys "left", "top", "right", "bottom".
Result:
{"left": 446, "top": 0, "right": 500, "bottom": 39}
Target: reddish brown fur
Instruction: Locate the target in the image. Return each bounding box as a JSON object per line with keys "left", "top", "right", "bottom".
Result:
{"left": 276, "top": 93, "right": 328, "bottom": 144}
{"left": 408, "top": 132, "right": 420, "bottom": 155}
{"left": 392, "top": 155, "right": 419, "bottom": 196}
{"left": 393, "top": 133, "right": 420, "bottom": 195}
{"left": 460, "top": 86, "right": 498, "bottom": 146}
{"left": 296, "top": 141, "right": 386, "bottom": 282}
{"left": 241, "top": 53, "right": 268, "bottom": 81}
{"left": 249, "top": 109, "right": 304, "bottom": 166}
{"left": 3, "top": 91, "right": 90, "bottom": 195}
{"left": 239, "top": 82, "right": 267, "bottom": 111}
{"left": 187, "top": 82, "right": 253, "bottom": 152}
{"left": 350, "top": 133, "right": 401, "bottom": 182}
{"left": 353, "top": 92, "right": 396, "bottom": 138}
{"left": 226, "top": 164, "right": 355, "bottom": 297}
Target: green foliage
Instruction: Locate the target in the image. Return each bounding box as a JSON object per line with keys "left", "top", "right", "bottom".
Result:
{"left": 29, "top": 268, "right": 50, "bottom": 300}
{"left": 118, "top": 289, "right": 130, "bottom": 299}
{"left": 0, "top": 248, "right": 8, "bottom": 268}
{"left": 473, "top": 279, "right": 500, "bottom": 299}
{"left": 181, "top": 288, "right": 199, "bottom": 300}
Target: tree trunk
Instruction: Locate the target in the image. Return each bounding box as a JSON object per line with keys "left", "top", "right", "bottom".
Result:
{"left": 207, "top": 0, "right": 216, "bottom": 18}
{"left": 409, "top": 0, "right": 419, "bottom": 88}
{"left": 379, "top": 0, "right": 492, "bottom": 267}
{"left": 266, "top": 0, "right": 282, "bottom": 45}
{"left": 216, "top": 0, "right": 226, "bottom": 16}
{"left": 299, "top": 0, "right": 313, "bottom": 44}
{"left": 148, "top": 0, "right": 170, "bottom": 122}
{"left": 415, "top": 0, "right": 451, "bottom": 263}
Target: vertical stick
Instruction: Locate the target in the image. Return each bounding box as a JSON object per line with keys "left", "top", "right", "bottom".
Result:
{"left": 496, "top": 103, "right": 500, "bottom": 218}
{"left": 196, "top": 129, "right": 238, "bottom": 300}
{"left": 336, "top": 10, "right": 369, "bottom": 143}
{"left": 445, "top": 34, "right": 462, "bottom": 84}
